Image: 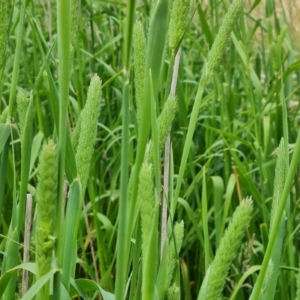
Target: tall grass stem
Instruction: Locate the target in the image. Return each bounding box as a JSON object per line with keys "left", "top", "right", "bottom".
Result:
{"left": 54, "top": 0, "right": 72, "bottom": 297}
{"left": 115, "top": 0, "right": 136, "bottom": 298}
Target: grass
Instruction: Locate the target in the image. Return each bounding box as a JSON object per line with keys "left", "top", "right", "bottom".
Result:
{"left": 0, "top": 0, "right": 300, "bottom": 299}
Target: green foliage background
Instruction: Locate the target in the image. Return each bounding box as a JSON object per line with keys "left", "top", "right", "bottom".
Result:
{"left": 1, "top": 0, "right": 300, "bottom": 299}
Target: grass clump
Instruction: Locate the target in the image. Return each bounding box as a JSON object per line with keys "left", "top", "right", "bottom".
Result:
{"left": 1, "top": 0, "right": 300, "bottom": 299}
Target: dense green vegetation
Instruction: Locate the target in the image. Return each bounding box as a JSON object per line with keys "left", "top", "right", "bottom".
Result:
{"left": 0, "top": 0, "right": 300, "bottom": 299}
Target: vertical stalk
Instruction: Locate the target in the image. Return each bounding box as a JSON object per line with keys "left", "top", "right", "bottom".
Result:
{"left": 161, "top": 49, "right": 181, "bottom": 258}
{"left": 8, "top": 0, "right": 25, "bottom": 119}
{"left": 115, "top": 0, "right": 136, "bottom": 299}
{"left": 56, "top": 0, "right": 71, "bottom": 259}
{"left": 22, "top": 194, "right": 32, "bottom": 296}
{"left": 54, "top": 0, "right": 71, "bottom": 297}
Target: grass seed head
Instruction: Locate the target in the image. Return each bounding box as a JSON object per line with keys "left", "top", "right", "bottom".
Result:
{"left": 35, "top": 139, "right": 58, "bottom": 278}
{"left": 75, "top": 74, "right": 102, "bottom": 196}
{"left": 203, "top": 197, "right": 253, "bottom": 300}
{"left": 157, "top": 94, "right": 177, "bottom": 153}
{"left": 138, "top": 161, "right": 155, "bottom": 252}
{"left": 149, "top": 94, "right": 177, "bottom": 162}
{"left": 169, "top": 0, "right": 191, "bottom": 52}
{"left": 168, "top": 220, "right": 184, "bottom": 287}
{"left": 70, "top": 0, "right": 80, "bottom": 66}
{"left": 0, "top": 0, "right": 10, "bottom": 70}
{"left": 167, "top": 283, "right": 180, "bottom": 300}
{"left": 16, "top": 89, "right": 30, "bottom": 139}
{"left": 206, "top": 0, "right": 244, "bottom": 82}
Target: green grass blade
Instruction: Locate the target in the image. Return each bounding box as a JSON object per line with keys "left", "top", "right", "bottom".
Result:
{"left": 0, "top": 124, "right": 10, "bottom": 153}
{"left": 7, "top": 0, "right": 25, "bottom": 119}
{"left": 72, "top": 279, "right": 115, "bottom": 300}
{"left": 115, "top": 0, "right": 136, "bottom": 297}
{"left": 0, "top": 263, "right": 36, "bottom": 297}
{"left": 0, "top": 136, "right": 9, "bottom": 218}
{"left": 53, "top": 0, "right": 72, "bottom": 297}
{"left": 208, "top": 176, "right": 224, "bottom": 248}
{"left": 197, "top": 3, "right": 214, "bottom": 47}
{"left": 22, "top": 269, "right": 59, "bottom": 300}
{"left": 229, "top": 266, "right": 262, "bottom": 300}
{"left": 61, "top": 179, "right": 82, "bottom": 292}
{"left": 201, "top": 167, "right": 210, "bottom": 271}
{"left": 17, "top": 95, "right": 33, "bottom": 231}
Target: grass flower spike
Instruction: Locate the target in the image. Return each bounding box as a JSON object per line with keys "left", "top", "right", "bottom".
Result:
{"left": 16, "top": 89, "right": 29, "bottom": 139}
{"left": 0, "top": 0, "right": 10, "bottom": 71}
{"left": 75, "top": 74, "right": 102, "bottom": 196}
{"left": 167, "top": 284, "right": 180, "bottom": 300}
{"left": 138, "top": 160, "right": 159, "bottom": 300}
{"left": 206, "top": 0, "right": 244, "bottom": 82}
{"left": 168, "top": 220, "right": 184, "bottom": 286}
{"left": 139, "top": 161, "right": 155, "bottom": 252}
{"left": 157, "top": 94, "right": 177, "bottom": 156}
{"left": 198, "top": 197, "right": 253, "bottom": 300}
{"left": 148, "top": 94, "right": 177, "bottom": 163}
{"left": 169, "top": 0, "right": 191, "bottom": 53}
{"left": 35, "top": 140, "right": 57, "bottom": 297}
{"left": 70, "top": 0, "right": 80, "bottom": 65}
